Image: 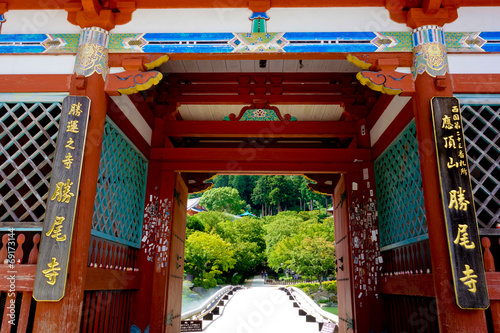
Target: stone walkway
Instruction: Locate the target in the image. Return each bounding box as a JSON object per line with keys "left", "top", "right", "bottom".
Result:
{"left": 203, "top": 276, "right": 320, "bottom": 333}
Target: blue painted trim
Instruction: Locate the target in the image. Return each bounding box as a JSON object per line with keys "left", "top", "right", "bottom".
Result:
{"left": 91, "top": 229, "right": 141, "bottom": 248}
{"left": 0, "top": 227, "right": 43, "bottom": 232}
{"left": 250, "top": 12, "right": 269, "bottom": 20}
{"left": 1, "top": 31, "right": 500, "bottom": 54}
{"left": 380, "top": 234, "right": 429, "bottom": 252}
{"left": 455, "top": 94, "right": 500, "bottom": 105}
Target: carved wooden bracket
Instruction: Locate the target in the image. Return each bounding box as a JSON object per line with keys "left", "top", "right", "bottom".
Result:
{"left": 304, "top": 174, "right": 341, "bottom": 196}
{"left": 225, "top": 99, "right": 296, "bottom": 121}
{"left": 348, "top": 55, "right": 415, "bottom": 96}
{"left": 105, "top": 70, "right": 163, "bottom": 96}
{"left": 386, "top": 0, "right": 459, "bottom": 28}
{"left": 109, "top": 54, "right": 170, "bottom": 71}
{"left": 186, "top": 173, "right": 216, "bottom": 194}
{"left": 65, "top": 0, "right": 136, "bottom": 30}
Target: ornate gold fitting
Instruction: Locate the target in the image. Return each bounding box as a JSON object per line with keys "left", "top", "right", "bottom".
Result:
{"left": 74, "top": 27, "right": 110, "bottom": 80}
{"left": 411, "top": 25, "right": 449, "bottom": 79}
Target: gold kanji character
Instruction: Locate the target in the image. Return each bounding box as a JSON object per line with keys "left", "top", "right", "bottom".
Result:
{"left": 448, "top": 187, "right": 470, "bottom": 211}
{"left": 453, "top": 224, "right": 475, "bottom": 249}
{"left": 454, "top": 121, "right": 461, "bottom": 129}
{"left": 458, "top": 150, "right": 465, "bottom": 159}
{"left": 444, "top": 136, "right": 456, "bottom": 149}
{"left": 62, "top": 153, "right": 74, "bottom": 169}
{"left": 42, "top": 257, "right": 61, "bottom": 286}
{"left": 452, "top": 106, "right": 459, "bottom": 113}
{"left": 453, "top": 114, "right": 460, "bottom": 121}
{"left": 442, "top": 115, "right": 453, "bottom": 130}
{"left": 50, "top": 179, "right": 75, "bottom": 203}
{"left": 461, "top": 168, "right": 468, "bottom": 176}
{"left": 69, "top": 102, "right": 82, "bottom": 116}
{"left": 447, "top": 157, "right": 459, "bottom": 169}
{"left": 459, "top": 264, "right": 478, "bottom": 293}
{"left": 66, "top": 120, "right": 79, "bottom": 133}
{"left": 65, "top": 137, "right": 75, "bottom": 150}
{"left": 46, "top": 216, "right": 67, "bottom": 242}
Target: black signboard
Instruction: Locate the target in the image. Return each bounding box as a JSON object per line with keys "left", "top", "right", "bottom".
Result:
{"left": 33, "top": 96, "right": 91, "bottom": 302}
{"left": 431, "top": 97, "right": 489, "bottom": 309}
{"left": 181, "top": 320, "right": 203, "bottom": 332}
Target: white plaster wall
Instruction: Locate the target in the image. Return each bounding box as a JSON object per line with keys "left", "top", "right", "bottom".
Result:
{"left": 1, "top": 10, "right": 80, "bottom": 34}
{"left": 445, "top": 7, "right": 500, "bottom": 32}
{"left": 1, "top": 7, "right": 499, "bottom": 34}
{"left": 448, "top": 54, "right": 500, "bottom": 74}
{"left": 370, "top": 96, "right": 412, "bottom": 147}
{"left": 110, "top": 95, "right": 152, "bottom": 145}
{"left": 0, "top": 55, "right": 75, "bottom": 74}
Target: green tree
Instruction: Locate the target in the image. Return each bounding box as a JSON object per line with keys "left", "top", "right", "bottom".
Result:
{"left": 199, "top": 187, "right": 245, "bottom": 214}
{"left": 195, "top": 211, "right": 232, "bottom": 233}
{"left": 184, "top": 231, "right": 236, "bottom": 288}
{"left": 215, "top": 217, "right": 266, "bottom": 277}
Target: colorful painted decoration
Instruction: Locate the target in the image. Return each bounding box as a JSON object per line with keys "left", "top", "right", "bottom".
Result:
{"left": 224, "top": 103, "right": 297, "bottom": 121}
{"left": 0, "top": 31, "right": 498, "bottom": 55}
{"left": 74, "top": 27, "right": 110, "bottom": 80}
{"left": 412, "top": 26, "right": 449, "bottom": 78}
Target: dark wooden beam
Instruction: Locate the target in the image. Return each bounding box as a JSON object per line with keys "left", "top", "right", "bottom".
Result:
{"left": 164, "top": 121, "right": 357, "bottom": 138}
{"left": 161, "top": 161, "right": 360, "bottom": 173}
{"left": 151, "top": 147, "right": 371, "bottom": 163}
{"left": 165, "top": 95, "right": 345, "bottom": 104}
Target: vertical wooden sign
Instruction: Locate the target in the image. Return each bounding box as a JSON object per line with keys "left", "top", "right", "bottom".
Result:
{"left": 33, "top": 96, "right": 91, "bottom": 302}
{"left": 431, "top": 97, "right": 489, "bottom": 309}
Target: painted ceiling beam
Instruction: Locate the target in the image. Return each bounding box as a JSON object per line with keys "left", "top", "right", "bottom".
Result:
{"left": 164, "top": 83, "right": 354, "bottom": 95}
{"left": 163, "top": 120, "right": 357, "bottom": 138}
{"left": 150, "top": 147, "right": 371, "bottom": 163}
{"left": 163, "top": 95, "right": 345, "bottom": 104}
{"left": 161, "top": 161, "right": 360, "bottom": 174}
{"left": 165, "top": 73, "right": 359, "bottom": 84}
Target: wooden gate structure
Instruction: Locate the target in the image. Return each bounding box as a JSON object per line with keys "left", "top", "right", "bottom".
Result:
{"left": 0, "top": 1, "right": 500, "bottom": 332}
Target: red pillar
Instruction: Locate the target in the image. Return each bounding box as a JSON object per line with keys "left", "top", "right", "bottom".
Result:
{"left": 130, "top": 116, "right": 167, "bottom": 331}
{"left": 150, "top": 169, "right": 177, "bottom": 333}
{"left": 34, "top": 27, "right": 110, "bottom": 331}
{"left": 411, "top": 25, "right": 487, "bottom": 332}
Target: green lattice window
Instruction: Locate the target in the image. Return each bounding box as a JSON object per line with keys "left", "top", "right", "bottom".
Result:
{"left": 461, "top": 104, "right": 499, "bottom": 230}
{"left": 91, "top": 119, "right": 148, "bottom": 248}
{"left": 0, "top": 101, "right": 62, "bottom": 224}
{"left": 375, "top": 120, "right": 427, "bottom": 248}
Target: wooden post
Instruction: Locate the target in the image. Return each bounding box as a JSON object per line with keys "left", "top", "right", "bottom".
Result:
{"left": 411, "top": 25, "right": 487, "bottom": 332}
{"left": 130, "top": 116, "right": 168, "bottom": 331}
{"left": 150, "top": 169, "right": 176, "bottom": 332}
{"left": 33, "top": 27, "right": 110, "bottom": 332}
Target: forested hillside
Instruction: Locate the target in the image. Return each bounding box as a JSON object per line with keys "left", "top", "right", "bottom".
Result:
{"left": 192, "top": 175, "right": 332, "bottom": 216}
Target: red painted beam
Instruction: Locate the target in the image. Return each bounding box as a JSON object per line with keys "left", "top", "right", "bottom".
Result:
{"left": 166, "top": 73, "right": 357, "bottom": 84}
{"left": 452, "top": 74, "right": 500, "bottom": 94}
{"left": 167, "top": 95, "right": 345, "bottom": 104}
{"left": 161, "top": 161, "right": 360, "bottom": 173}
{"left": 0, "top": 265, "right": 36, "bottom": 292}
{"left": 151, "top": 147, "right": 371, "bottom": 163}
{"left": 165, "top": 83, "right": 349, "bottom": 95}
{"left": 84, "top": 268, "right": 141, "bottom": 291}
{"left": 0, "top": 74, "right": 71, "bottom": 93}
{"left": 381, "top": 274, "right": 435, "bottom": 297}
{"left": 164, "top": 120, "right": 357, "bottom": 138}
